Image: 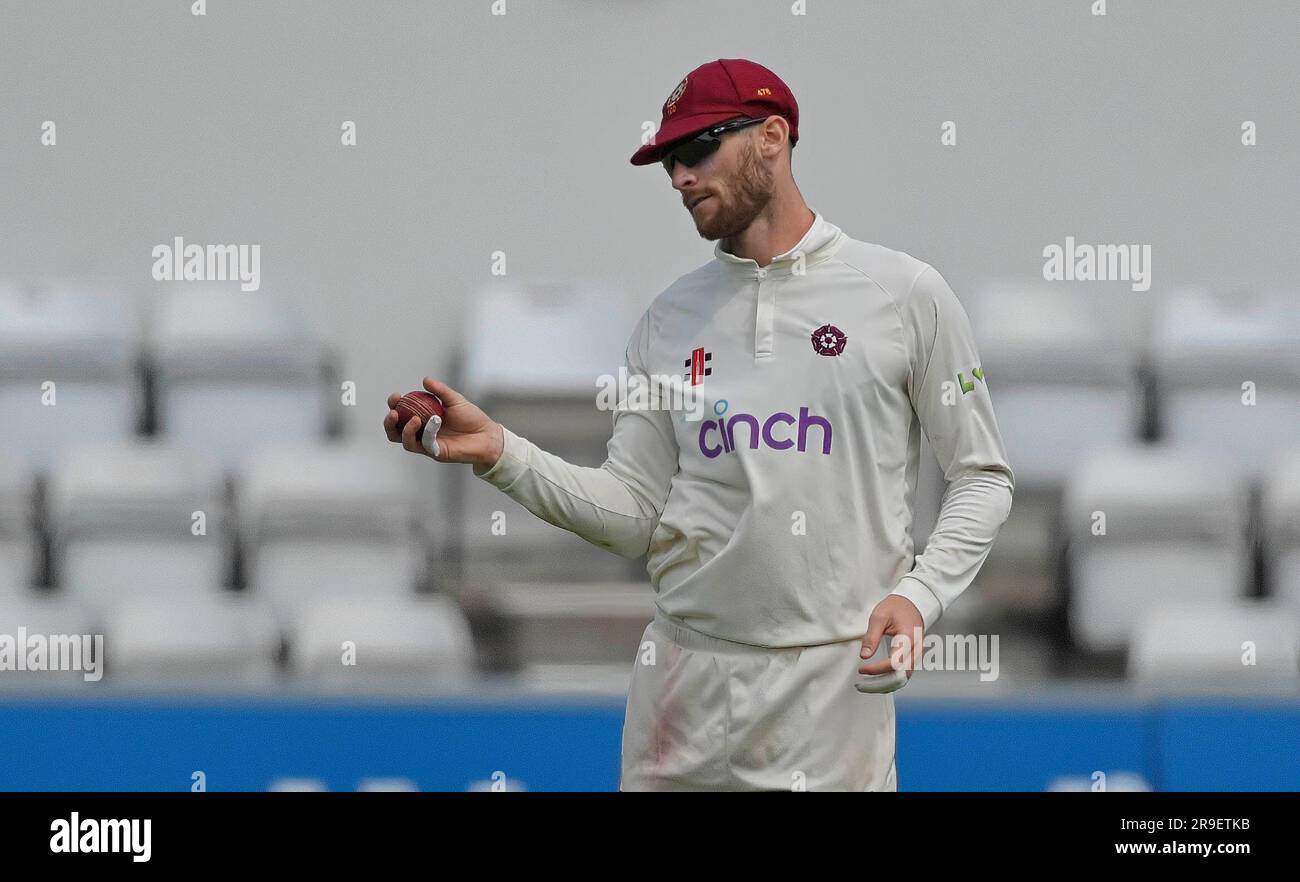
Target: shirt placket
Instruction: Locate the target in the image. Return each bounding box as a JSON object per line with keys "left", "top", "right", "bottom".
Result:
{"left": 753, "top": 266, "right": 776, "bottom": 359}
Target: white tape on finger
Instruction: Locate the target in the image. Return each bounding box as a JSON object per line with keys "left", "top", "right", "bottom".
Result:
{"left": 420, "top": 414, "right": 443, "bottom": 459}
{"left": 855, "top": 668, "right": 909, "bottom": 694}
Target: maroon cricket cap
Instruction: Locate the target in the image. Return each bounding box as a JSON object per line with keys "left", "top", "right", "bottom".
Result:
{"left": 629, "top": 58, "right": 799, "bottom": 166}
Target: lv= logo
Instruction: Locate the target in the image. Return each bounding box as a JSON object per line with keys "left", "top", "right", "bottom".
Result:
{"left": 957, "top": 366, "right": 985, "bottom": 394}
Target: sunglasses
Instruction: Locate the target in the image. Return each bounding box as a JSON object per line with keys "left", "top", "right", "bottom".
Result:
{"left": 660, "top": 117, "right": 768, "bottom": 173}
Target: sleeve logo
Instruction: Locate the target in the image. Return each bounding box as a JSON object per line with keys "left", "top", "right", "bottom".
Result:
{"left": 957, "top": 365, "right": 985, "bottom": 394}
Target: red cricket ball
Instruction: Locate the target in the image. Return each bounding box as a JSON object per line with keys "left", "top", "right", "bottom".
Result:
{"left": 393, "top": 390, "right": 445, "bottom": 435}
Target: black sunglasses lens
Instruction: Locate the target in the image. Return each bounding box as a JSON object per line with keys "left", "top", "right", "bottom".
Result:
{"left": 661, "top": 118, "right": 763, "bottom": 171}
{"left": 663, "top": 138, "right": 718, "bottom": 172}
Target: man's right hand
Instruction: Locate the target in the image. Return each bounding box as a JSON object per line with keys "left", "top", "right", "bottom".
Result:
{"left": 384, "top": 377, "right": 504, "bottom": 468}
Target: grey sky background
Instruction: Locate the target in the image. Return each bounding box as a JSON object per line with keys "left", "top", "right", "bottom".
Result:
{"left": 2, "top": 0, "right": 1297, "bottom": 444}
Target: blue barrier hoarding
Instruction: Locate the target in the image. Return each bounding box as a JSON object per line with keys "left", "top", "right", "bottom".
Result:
{"left": 0, "top": 696, "right": 1296, "bottom": 791}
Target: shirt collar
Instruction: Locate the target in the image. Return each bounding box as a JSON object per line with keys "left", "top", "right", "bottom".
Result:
{"left": 713, "top": 210, "right": 843, "bottom": 276}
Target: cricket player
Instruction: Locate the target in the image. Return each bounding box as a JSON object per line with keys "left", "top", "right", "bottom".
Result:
{"left": 385, "top": 58, "right": 1014, "bottom": 791}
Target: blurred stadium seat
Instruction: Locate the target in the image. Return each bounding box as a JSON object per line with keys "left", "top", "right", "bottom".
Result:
{"left": 458, "top": 282, "right": 630, "bottom": 396}
{"left": 286, "top": 595, "right": 474, "bottom": 686}
{"left": 104, "top": 593, "right": 279, "bottom": 685}
{"left": 1151, "top": 286, "right": 1300, "bottom": 476}
{"left": 465, "top": 580, "right": 654, "bottom": 671}
{"left": 239, "top": 441, "right": 432, "bottom": 619}
{"left": 973, "top": 284, "right": 1147, "bottom": 488}
{"left": 1128, "top": 600, "right": 1300, "bottom": 688}
{"left": 1065, "top": 445, "right": 1252, "bottom": 653}
{"left": 46, "top": 440, "right": 230, "bottom": 608}
{"left": 149, "top": 286, "right": 331, "bottom": 471}
{"left": 0, "top": 281, "right": 140, "bottom": 473}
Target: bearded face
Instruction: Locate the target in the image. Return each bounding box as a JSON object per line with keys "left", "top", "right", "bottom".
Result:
{"left": 684, "top": 135, "right": 775, "bottom": 242}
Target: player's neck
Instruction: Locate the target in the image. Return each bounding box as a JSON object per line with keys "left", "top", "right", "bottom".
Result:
{"left": 723, "top": 194, "right": 815, "bottom": 268}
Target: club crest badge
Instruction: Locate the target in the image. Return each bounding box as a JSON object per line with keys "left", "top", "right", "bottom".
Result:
{"left": 664, "top": 77, "right": 688, "bottom": 115}
{"left": 811, "top": 324, "right": 847, "bottom": 356}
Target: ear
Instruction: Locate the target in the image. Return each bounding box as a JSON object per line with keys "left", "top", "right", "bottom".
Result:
{"left": 757, "top": 115, "right": 791, "bottom": 159}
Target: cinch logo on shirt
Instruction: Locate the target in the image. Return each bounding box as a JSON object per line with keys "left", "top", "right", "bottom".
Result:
{"left": 698, "top": 405, "right": 832, "bottom": 458}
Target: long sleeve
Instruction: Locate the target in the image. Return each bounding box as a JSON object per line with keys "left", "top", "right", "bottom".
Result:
{"left": 887, "top": 265, "right": 1015, "bottom": 630}
{"left": 470, "top": 309, "right": 680, "bottom": 559}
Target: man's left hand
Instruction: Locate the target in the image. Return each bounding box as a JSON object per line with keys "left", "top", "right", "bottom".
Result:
{"left": 856, "top": 594, "right": 925, "bottom": 694}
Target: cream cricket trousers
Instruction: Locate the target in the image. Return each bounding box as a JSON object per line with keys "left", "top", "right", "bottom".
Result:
{"left": 619, "top": 613, "right": 898, "bottom": 792}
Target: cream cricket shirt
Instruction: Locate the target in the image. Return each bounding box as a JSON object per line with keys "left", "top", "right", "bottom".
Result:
{"left": 473, "top": 211, "right": 1014, "bottom": 648}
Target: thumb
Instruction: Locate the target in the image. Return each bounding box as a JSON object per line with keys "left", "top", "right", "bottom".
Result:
{"left": 860, "top": 609, "right": 890, "bottom": 659}
{"left": 422, "top": 377, "right": 466, "bottom": 408}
